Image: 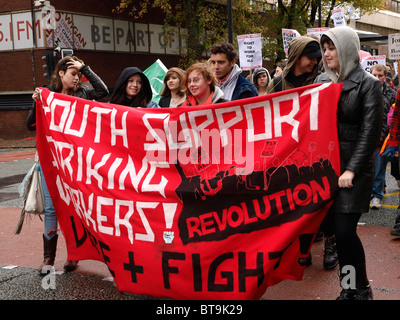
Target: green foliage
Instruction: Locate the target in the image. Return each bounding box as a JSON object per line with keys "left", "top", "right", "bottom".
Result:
{"left": 115, "top": 0, "right": 270, "bottom": 68}
{"left": 115, "top": 0, "right": 386, "bottom": 66}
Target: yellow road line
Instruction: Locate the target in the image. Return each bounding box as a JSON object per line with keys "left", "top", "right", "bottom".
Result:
{"left": 384, "top": 192, "right": 400, "bottom": 197}
{"left": 370, "top": 191, "right": 399, "bottom": 209}
{"left": 369, "top": 204, "right": 398, "bottom": 209}
{"left": 380, "top": 204, "right": 399, "bottom": 209}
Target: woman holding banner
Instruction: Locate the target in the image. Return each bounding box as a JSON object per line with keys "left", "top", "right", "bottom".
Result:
{"left": 110, "top": 67, "right": 159, "bottom": 108}
{"left": 181, "top": 62, "right": 227, "bottom": 107}
{"left": 159, "top": 67, "right": 186, "bottom": 108}
{"left": 28, "top": 55, "right": 109, "bottom": 275}
{"left": 315, "top": 26, "right": 382, "bottom": 300}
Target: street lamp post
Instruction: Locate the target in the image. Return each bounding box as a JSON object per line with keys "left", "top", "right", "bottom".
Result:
{"left": 30, "top": 0, "right": 37, "bottom": 89}
{"left": 319, "top": 0, "right": 322, "bottom": 27}
{"left": 228, "top": 0, "right": 233, "bottom": 43}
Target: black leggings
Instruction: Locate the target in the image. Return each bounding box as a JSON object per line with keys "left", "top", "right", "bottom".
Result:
{"left": 335, "top": 212, "right": 365, "bottom": 267}
{"left": 321, "top": 212, "right": 365, "bottom": 267}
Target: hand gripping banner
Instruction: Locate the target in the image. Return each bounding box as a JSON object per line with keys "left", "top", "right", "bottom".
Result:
{"left": 35, "top": 83, "right": 342, "bottom": 300}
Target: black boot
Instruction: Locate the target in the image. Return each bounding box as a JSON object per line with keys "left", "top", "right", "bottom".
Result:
{"left": 336, "top": 263, "right": 373, "bottom": 300}
{"left": 38, "top": 234, "right": 58, "bottom": 276}
{"left": 64, "top": 260, "right": 79, "bottom": 272}
{"left": 390, "top": 207, "right": 400, "bottom": 236}
{"left": 390, "top": 223, "right": 400, "bottom": 236}
{"left": 336, "top": 267, "right": 357, "bottom": 300}
{"left": 336, "top": 288, "right": 357, "bottom": 300}
{"left": 323, "top": 235, "right": 338, "bottom": 270}
{"left": 354, "top": 263, "right": 373, "bottom": 300}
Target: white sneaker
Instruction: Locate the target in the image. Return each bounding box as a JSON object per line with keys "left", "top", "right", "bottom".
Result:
{"left": 370, "top": 197, "right": 381, "bottom": 209}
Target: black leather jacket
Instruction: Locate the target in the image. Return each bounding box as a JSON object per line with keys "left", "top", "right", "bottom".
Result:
{"left": 315, "top": 64, "right": 382, "bottom": 213}
{"left": 27, "top": 65, "right": 109, "bottom": 131}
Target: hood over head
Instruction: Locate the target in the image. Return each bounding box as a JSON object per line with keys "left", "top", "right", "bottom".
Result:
{"left": 320, "top": 26, "right": 360, "bottom": 83}
{"left": 112, "top": 67, "right": 152, "bottom": 103}
{"left": 283, "top": 36, "right": 321, "bottom": 79}
{"left": 252, "top": 67, "right": 271, "bottom": 84}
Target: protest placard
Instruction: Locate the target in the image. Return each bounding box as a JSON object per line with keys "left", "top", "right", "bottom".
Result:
{"left": 307, "top": 28, "right": 330, "bottom": 38}
{"left": 237, "top": 34, "right": 262, "bottom": 70}
{"left": 389, "top": 34, "right": 400, "bottom": 60}
{"left": 360, "top": 55, "right": 386, "bottom": 72}
{"left": 331, "top": 8, "right": 346, "bottom": 27}
{"left": 282, "top": 29, "right": 300, "bottom": 57}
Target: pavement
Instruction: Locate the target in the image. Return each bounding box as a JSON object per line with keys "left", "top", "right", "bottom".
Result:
{"left": 0, "top": 144, "right": 152, "bottom": 302}
{"left": 1, "top": 141, "right": 400, "bottom": 303}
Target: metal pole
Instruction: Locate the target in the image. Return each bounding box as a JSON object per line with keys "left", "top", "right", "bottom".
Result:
{"left": 30, "top": 0, "right": 36, "bottom": 89}
{"left": 318, "top": 0, "right": 322, "bottom": 27}
{"left": 228, "top": 0, "right": 233, "bottom": 43}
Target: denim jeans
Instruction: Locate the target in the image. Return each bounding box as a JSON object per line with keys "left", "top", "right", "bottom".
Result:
{"left": 372, "top": 148, "right": 388, "bottom": 199}
{"left": 37, "top": 163, "right": 58, "bottom": 240}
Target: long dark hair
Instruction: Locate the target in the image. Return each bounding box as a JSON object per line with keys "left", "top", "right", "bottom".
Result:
{"left": 50, "top": 56, "right": 83, "bottom": 95}
{"left": 110, "top": 73, "right": 149, "bottom": 108}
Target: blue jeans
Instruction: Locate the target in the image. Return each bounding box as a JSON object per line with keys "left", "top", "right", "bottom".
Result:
{"left": 37, "top": 163, "right": 58, "bottom": 240}
{"left": 372, "top": 148, "right": 388, "bottom": 199}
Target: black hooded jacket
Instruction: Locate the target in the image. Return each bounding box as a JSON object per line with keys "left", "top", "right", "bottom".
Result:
{"left": 110, "top": 67, "right": 158, "bottom": 108}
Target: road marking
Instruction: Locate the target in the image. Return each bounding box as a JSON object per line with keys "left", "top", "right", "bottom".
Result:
{"left": 381, "top": 204, "right": 399, "bottom": 209}
{"left": 369, "top": 192, "right": 399, "bottom": 210}
{"left": 384, "top": 192, "right": 400, "bottom": 197}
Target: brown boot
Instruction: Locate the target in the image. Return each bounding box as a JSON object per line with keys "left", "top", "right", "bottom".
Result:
{"left": 63, "top": 260, "right": 79, "bottom": 272}
{"left": 38, "top": 234, "right": 58, "bottom": 276}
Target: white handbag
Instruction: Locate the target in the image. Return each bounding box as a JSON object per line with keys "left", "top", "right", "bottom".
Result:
{"left": 15, "top": 152, "right": 45, "bottom": 234}
{"left": 24, "top": 167, "right": 45, "bottom": 214}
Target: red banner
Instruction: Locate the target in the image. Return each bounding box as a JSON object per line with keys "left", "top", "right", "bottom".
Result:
{"left": 36, "top": 83, "right": 342, "bottom": 300}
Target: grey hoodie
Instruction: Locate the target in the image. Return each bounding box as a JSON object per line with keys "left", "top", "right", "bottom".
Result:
{"left": 320, "top": 26, "right": 360, "bottom": 83}
{"left": 219, "top": 64, "right": 241, "bottom": 100}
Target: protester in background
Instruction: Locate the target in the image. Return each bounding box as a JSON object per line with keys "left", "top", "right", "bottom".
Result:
{"left": 386, "top": 62, "right": 398, "bottom": 88}
{"left": 28, "top": 56, "right": 109, "bottom": 275}
{"left": 272, "top": 61, "right": 286, "bottom": 78}
{"left": 267, "top": 36, "right": 321, "bottom": 93}
{"left": 386, "top": 62, "right": 395, "bottom": 77}
{"left": 181, "top": 62, "right": 227, "bottom": 107}
{"left": 209, "top": 42, "right": 258, "bottom": 101}
{"left": 110, "top": 67, "right": 159, "bottom": 108}
{"left": 253, "top": 67, "right": 271, "bottom": 95}
{"left": 384, "top": 80, "right": 400, "bottom": 236}
{"left": 266, "top": 35, "right": 332, "bottom": 269}
{"left": 315, "top": 26, "right": 382, "bottom": 300}
{"left": 386, "top": 71, "right": 395, "bottom": 90}
{"left": 159, "top": 67, "right": 186, "bottom": 108}
{"left": 369, "top": 64, "right": 396, "bottom": 209}
{"left": 387, "top": 101, "right": 400, "bottom": 191}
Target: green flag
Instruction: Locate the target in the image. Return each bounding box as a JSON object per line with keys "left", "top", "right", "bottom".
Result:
{"left": 144, "top": 59, "right": 168, "bottom": 103}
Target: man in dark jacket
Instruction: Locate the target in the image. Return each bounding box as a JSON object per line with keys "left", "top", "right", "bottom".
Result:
{"left": 210, "top": 42, "right": 258, "bottom": 101}
{"left": 370, "top": 64, "right": 396, "bottom": 209}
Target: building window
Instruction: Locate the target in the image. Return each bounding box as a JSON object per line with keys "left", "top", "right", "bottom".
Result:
{"left": 387, "top": 0, "right": 400, "bottom": 13}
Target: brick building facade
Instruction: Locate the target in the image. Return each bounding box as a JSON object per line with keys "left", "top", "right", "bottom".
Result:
{"left": 0, "top": 0, "right": 181, "bottom": 141}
